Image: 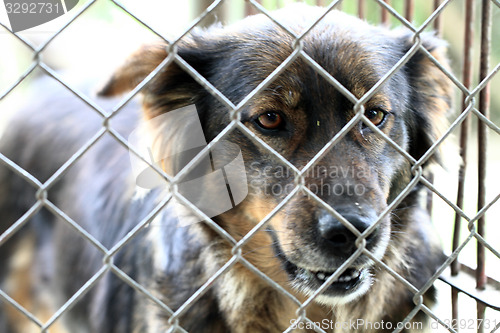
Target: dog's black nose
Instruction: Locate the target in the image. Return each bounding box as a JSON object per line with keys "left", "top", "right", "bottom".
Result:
{"left": 317, "top": 210, "right": 377, "bottom": 253}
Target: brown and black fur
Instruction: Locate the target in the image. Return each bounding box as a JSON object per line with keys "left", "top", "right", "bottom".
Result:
{"left": 0, "top": 5, "right": 452, "bottom": 333}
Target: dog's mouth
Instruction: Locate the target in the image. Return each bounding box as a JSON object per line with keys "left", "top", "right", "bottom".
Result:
{"left": 310, "top": 267, "right": 364, "bottom": 288}
{"left": 294, "top": 263, "right": 368, "bottom": 291}
{"left": 268, "top": 230, "right": 377, "bottom": 304}
{"left": 282, "top": 257, "right": 372, "bottom": 304}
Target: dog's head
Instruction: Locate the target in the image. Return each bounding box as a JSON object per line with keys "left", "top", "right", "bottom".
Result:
{"left": 99, "top": 5, "right": 452, "bottom": 305}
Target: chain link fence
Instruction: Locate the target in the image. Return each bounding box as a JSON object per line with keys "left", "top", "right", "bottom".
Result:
{"left": 1, "top": 0, "right": 500, "bottom": 332}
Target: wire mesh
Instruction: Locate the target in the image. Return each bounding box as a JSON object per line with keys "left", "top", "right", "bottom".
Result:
{"left": 0, "top": 0, "right": 499, "bottom": 332}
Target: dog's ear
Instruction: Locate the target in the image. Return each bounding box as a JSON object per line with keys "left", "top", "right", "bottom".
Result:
{"left": 403, "top": 33, "right": 453, "bottom": 164}
{"left": 97, "top": 43, "right": 168, "bottom": 97}
{"left": 97, "top": 41, "right": 210, "bottom": 119}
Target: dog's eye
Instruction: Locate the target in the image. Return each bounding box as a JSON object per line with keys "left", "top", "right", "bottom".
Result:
{"left": 255, "top": 112, "right": 284, "bottom": 130}
{"left": 364, "top": 109, "right": 387, "bottom": 127}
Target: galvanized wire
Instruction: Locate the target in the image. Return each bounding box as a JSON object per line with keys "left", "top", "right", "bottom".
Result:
{"left": 0, "top": 0, "right": 499, "bottom": 332}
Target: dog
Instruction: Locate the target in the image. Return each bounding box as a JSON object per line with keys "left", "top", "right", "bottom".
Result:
{"left": 0, "top": 4, "right": 452, "bottom": 333}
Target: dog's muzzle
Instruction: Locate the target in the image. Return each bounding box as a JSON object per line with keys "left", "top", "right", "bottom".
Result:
{"left": 317, "top": 209, "right": 379, "bottom": 256}
{"left": 280, "top": 207, "right": 388, "bottom": 304}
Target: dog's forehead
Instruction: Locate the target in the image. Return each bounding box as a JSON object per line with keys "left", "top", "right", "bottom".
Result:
{"left": 193, "top": 6, "right": 408, "bottom": 122}
{"left": 218, "top": 8, "right": 402, "bottom": 97}
{"left": 226, "top": 4, "right": 371, "bottom": 34}
{"left": 224, "top": 5, "right": 392, "bottom": 49}
{"left": 238, "top": 32, "right": 396, "bottom": 110}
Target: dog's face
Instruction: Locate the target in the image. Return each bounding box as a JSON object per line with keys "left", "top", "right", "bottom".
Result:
{"left": 100, "top": 6, "right": 451, "bottom": 305}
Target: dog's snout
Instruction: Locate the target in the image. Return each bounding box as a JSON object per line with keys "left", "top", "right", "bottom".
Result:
{"left": 318, "top": 210, "right": 377, "bottom": 253}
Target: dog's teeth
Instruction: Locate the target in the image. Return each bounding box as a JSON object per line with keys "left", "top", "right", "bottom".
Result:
{"left": 338, "top": 276, "right": 351, "bottom": 282}
{"left": 334, "top": 269, "right": 361, "bottom": 283}
{"left": 315, "top": 269, "right": 362, "bottom": 283}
